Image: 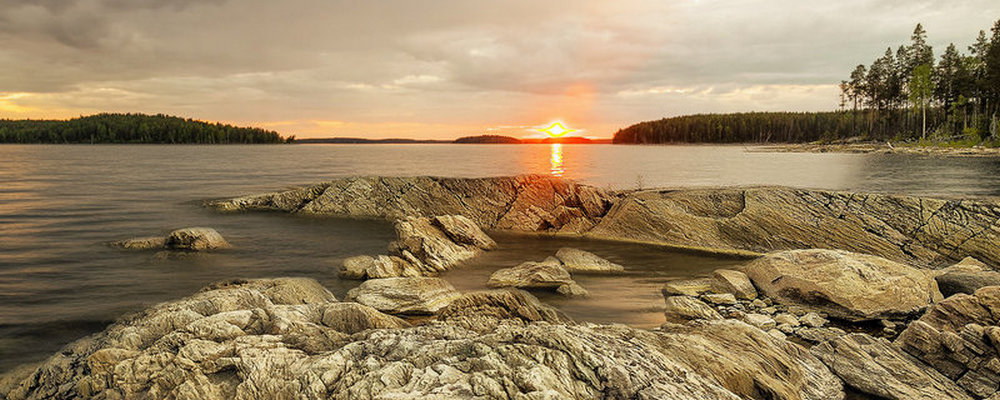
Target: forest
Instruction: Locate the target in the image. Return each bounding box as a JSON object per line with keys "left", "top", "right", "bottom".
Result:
{"left": 0, "top": 113, "right": 291, "bottom": 144}
{"left": 614, "top": 20, "right": 1000, "bottom": 145}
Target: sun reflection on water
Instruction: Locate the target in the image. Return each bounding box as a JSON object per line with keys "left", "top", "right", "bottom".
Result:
{"left": 550, "top": 143, "right": 565, "bottom": 177}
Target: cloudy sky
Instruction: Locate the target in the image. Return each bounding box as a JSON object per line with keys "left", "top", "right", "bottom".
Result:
{"left": 2, "top": 0, "right": 998, "bottom": 138}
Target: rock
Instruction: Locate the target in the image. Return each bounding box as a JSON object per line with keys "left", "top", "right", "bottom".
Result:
{"left": 744, "top": 249, "right": 943, "bottom": 321}
{"left": 207, "top": 175, "right": 612, "bottom": 234}
{"left": 211, "top": 178, "right": 1000, "bottom": 267}
{"left": 774, "top": 313, "right": 800, "bottom": 327}
{"left": 109, "top": 236, "right": 166, "bottom": 250}
{"left": 938, "top": 257, "right": 991, "bottom": 275}
{"left": 430, "top": 215, "right": 497, "bottom": 250}
{"left": 768, "top": 329, "right": 787, "bottom": 341}
{"left": 389, "top": 215, "right": 493, "bottom": 274}
{"left": 936, "top": 270, "right": 1000, "bottom": 297}
{"left": 663, "top": 278, "right": 716, "bottom": 297}
{"left": 751, "top": 299, "right": 768, "bottom": 309}
{"left": 702, "top": 293, "right": 737, "bottom": 305}
{"left": 895, "top": 286, "right": 1000, "bottom": 398}
{"left": 812, "top": 333, "right": 973, "bottom": 400}
{"left": 712, "top": 269, "right": 757, "bottom": 300}
{"left": 797, "top": 327, "right": 847, "bottom": 344}
{"left": 1, "top": 282, "right": 845, "bottom": 400}
{"left": 555, "top": 282, "right": 590, "bottom": 297}
{"left": 486, "top": 258, "right": 587, "bottom": 297}
{"left": 343, "top": 215, "right": 496, "bottom": 279}
{"left": 742, "top": 313, "right": 777, "bottom": 330}
{"left": 436, "top": 289, "right": 571, "bottom": 332}
{"left": 800, "top": 312, "right": 828, "bottom": 328}
{"left": 345, "top": 277, "right": 462, "bottom": 315}
{"left": 164, "top": 227, "right": 231, "bottom": 251}
{"left": 657, "top": 319, "right": 844, "bottom": 400}
{"left": 319, "top": 302, "right": 409, "bottom": 333}
{"left": 586, "top": 185, "right": 1000, "bottom": 268}
{"left": 553, "top": 247, "right": 625, "bottom": 273}
{"left": 339, "top": 255, "right": 374, "bottom": 279}
{"left": 664, "top": 296, "right": 723, "bottom": 324}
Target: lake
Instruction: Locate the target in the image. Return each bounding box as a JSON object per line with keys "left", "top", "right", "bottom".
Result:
{"left": 2, "top": 143, "right": 1000, "bottom": 373}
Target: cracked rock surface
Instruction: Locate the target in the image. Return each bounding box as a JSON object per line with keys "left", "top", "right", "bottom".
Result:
{"left": 0, "top": 279, "right": 844, "bottom": 400}
{"left": 208, "top": 176, "right": 1000, "bottom": 268}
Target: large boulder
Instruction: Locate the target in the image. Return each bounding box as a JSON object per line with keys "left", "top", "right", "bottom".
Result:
{"left": 340, "top": 215, "right": 496, "bottom": 279}
{"left": 553, "top": 247, "right": 625, "bottom": 273}
{"left": 812, "top": 333, "right": 972, "bottom": 400}
{"left": 895, "top": 286, "right": 1000, "bottom": 398}
{"left": 744, "top": 249, "right": 943, "bottom": 321}
{"left": 110, "top": 227, "right": 230, "bottom": 252}
{"left": 436, "top": 289, "right": 571, "bottom": 332}
{"left": 165, "top": 227, "right": 231, "bottom": 251}
{"left": 345, "top": 277, "right": 462, "bottom": 315}
{"left": 486, "top": 257, "right": 588, "bottom": 297}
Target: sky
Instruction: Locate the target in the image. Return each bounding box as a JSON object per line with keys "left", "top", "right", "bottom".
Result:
{"left": 2, "top": 0, "right": 998, "bottom": 139}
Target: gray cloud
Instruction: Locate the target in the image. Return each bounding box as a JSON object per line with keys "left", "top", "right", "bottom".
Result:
{"left": 0, "top": 0, "right": 997, "bottom": 137}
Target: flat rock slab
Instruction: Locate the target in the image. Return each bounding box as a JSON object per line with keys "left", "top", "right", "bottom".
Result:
{"left": 664, "top": 296, "right": 722, "bottom": 324}
{"left": 744, "top": 249, "right": 942, "bottom": 321}
{"left": 812, "top": 333, "right": 972, "bottom": 400}
{"left": 110, "top": 227, "right": 230, "bottom": 252}
{"left": 486, "top": 258, "right": 588, "bottom": 297}
{"left": 554, "top": 247, "right": 625, "bottom": 273}
{"left": 345, "top": 277, "right": 462, "bottom": 315}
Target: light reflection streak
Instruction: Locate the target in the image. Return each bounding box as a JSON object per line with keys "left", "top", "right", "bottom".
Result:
{"left": 550, "top": 143, "right": 565, "bottom": 177}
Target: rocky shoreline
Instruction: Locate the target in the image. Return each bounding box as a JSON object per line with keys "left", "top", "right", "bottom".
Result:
{"left": 5, "top": 175, "right": 1000, "bottom": 399}
{"left": 755, "top": 143, "right": 1000, "bottom": 157}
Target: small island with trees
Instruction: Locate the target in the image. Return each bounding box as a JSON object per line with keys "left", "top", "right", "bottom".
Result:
{"left": 0, "top": 113, "right": 291, "bottom": 144}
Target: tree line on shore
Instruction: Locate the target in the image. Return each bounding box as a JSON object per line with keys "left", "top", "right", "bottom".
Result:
{"left": 615, "top": 20, "right": 1000, "bottom": 145}
{"left": 0, "top": 113, "right": 291, "bottom": 144}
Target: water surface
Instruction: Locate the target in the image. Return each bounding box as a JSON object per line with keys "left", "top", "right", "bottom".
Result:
{"left": 2, "top": 143, "right": 999, "bottom": 372}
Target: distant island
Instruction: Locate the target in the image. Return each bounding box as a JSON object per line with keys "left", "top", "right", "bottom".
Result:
{"left": 0, "top": 113, "right": 290, "bottom": 144}
{"left": 454, "top": 135, "right": 522, "bottom": 144}
{"left": 299, "top": 135, "right": 612, "bottom": 144}
{"left": 294, "top": 137, "right": 451, "bottom": 144}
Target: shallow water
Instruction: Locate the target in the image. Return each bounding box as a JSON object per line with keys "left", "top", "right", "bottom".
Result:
{"left": 2, "top": 143, "right": 999, "bottom": 372}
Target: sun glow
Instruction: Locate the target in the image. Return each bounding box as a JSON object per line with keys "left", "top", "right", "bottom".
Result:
{"left": 538, "top": 122, "right": 577, "bottom": 138}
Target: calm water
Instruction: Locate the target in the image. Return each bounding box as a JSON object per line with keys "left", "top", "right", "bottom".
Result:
{"left": 2, "top": 144, "right": 1000, "bottom": 373}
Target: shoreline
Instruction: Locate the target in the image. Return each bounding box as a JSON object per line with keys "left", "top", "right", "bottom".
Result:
{"left": 753, "top": 142, "right": 1000, "bottom": 157}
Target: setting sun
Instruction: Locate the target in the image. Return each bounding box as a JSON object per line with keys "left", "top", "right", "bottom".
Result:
{"left": 538, "top": 122, "right": 577, "bottom": 138}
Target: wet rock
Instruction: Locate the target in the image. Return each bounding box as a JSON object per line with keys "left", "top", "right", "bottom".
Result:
{"left": 486, "top": 258, "right": 587, "bottom": 297}
{"left": 110, "top": 236, "right": 166, "bottom": 250}
{"left": 165, "top": 227, "right": 231, "bottom": 251}
{"left": 812, "top": 333, "right": 972, "bottom": 400}
{"left": 662, "top": 278, "right": 716, "bottom": 297}
{"left": 339, "top": 255, "right": 375, "bottom": 279}
{"left": 712, "top": 269, "right": 757, "bottom": 300}
{"left": 430, "top": 214, "right": 497, "bottom": 250}
{"left": 664, "top": 296, "right": 723, "bottom": 324}
{"left": 555, "top": 282, "right": 590, "bottom": 297}
{"left": 345, "top": 277, "right": 462, "bottom": 315}
{"left": 895, "top": 286, "right": 1000, "bottom": 398}
{"left": 553, "top": 247, "right": 625, "bottom": 273}
{"left": 745, "top": 249, "right": 943, "bottom": 321}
